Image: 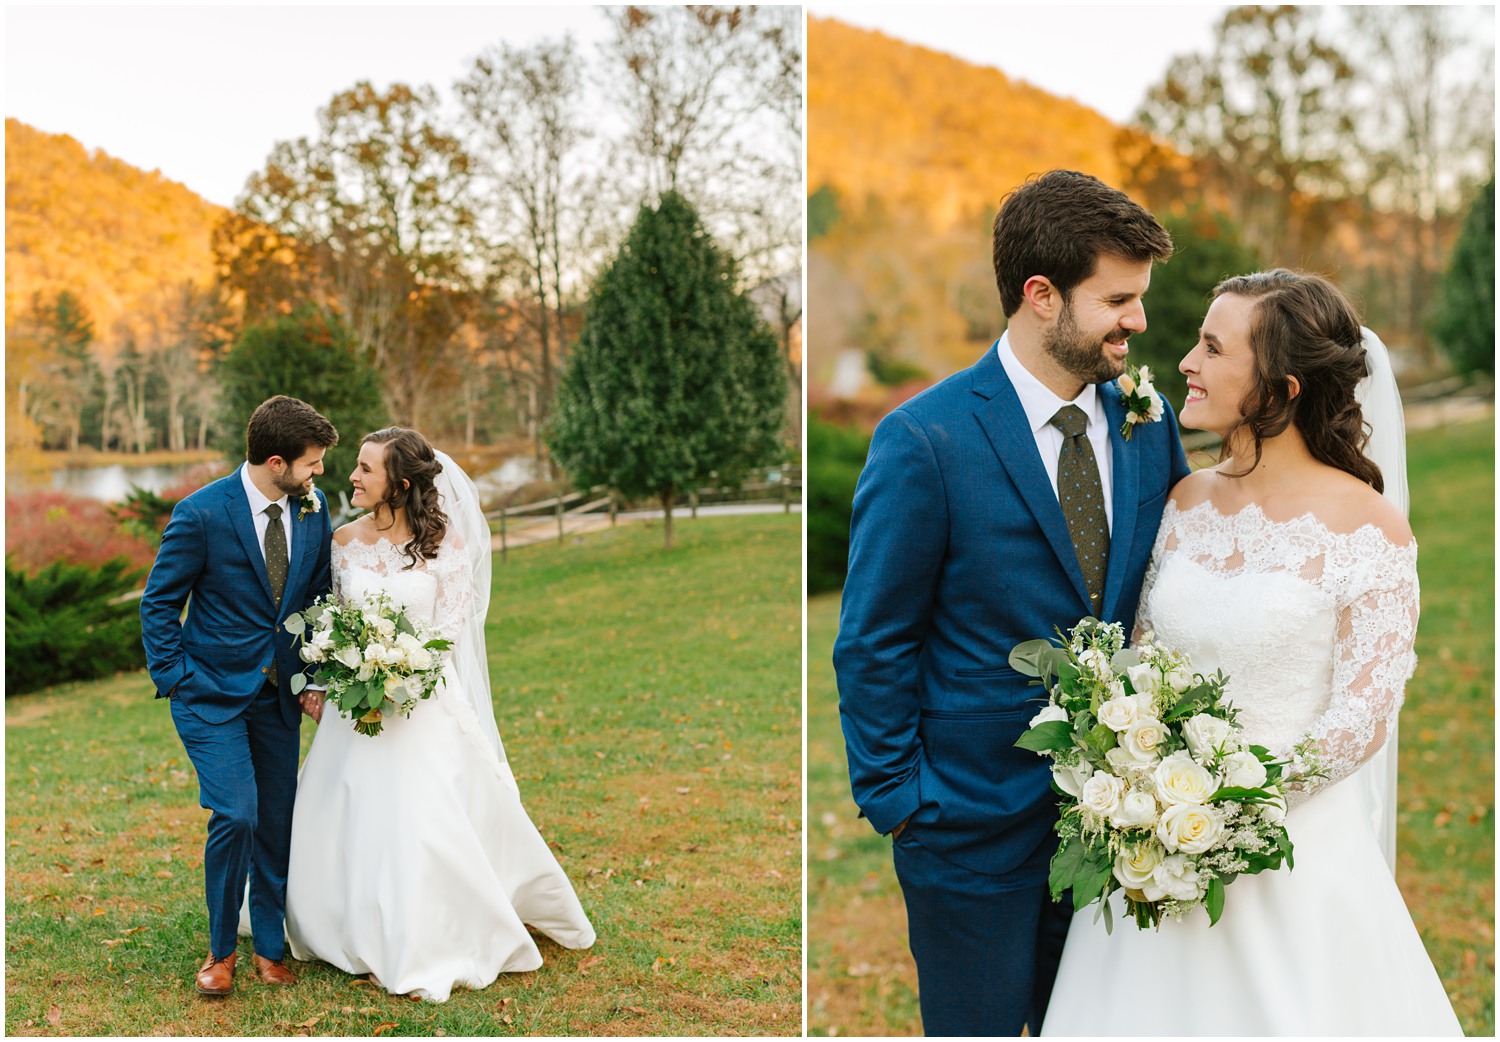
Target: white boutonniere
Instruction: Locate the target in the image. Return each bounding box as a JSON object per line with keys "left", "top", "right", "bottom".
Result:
{"left": 297, "top": 486, "right": 322, "bottom": 522}
{"left": 1118, "top": 364, "right": 1164, "bottom": 441}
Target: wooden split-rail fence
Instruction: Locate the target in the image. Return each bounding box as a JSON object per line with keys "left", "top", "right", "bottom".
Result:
{"left": 486, "top": 465, "right": 802, "bottom": 561}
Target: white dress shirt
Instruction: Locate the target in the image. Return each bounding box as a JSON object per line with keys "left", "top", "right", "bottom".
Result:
{"left": 995, "top": 332, "right": 1114, "bottom": 530}
{"left": 240, "top": 463, "right": 293, "bottom": 560}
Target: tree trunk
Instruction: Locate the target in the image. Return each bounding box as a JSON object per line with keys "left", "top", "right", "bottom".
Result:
{"left": 660, "top": 485, "right": 675, "bottom": 550}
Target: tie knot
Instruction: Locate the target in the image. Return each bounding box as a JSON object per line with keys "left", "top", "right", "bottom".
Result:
{"left": 265, "top": 503, "right": 283, "bottom": 521}
{"left": 1051, "top": 404, "right": 1089, "bottom": 439}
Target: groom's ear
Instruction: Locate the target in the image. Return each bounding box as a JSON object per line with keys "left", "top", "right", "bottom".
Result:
{"left": 1286, "top": 375, "right": 1301, "bottom": 401}
{"left": 1022, "top": 275, "right": 1059, "bottom": 319}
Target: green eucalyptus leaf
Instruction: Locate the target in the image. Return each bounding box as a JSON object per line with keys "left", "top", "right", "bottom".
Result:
{"left": 1015, "top": 720, "right": 1073, "bottom": 753}
{"left": 1008, "top": 639, "right": 1059, "bottom": 678}
{"left": 289, "top": 672, "right": 307, "bottom": 695}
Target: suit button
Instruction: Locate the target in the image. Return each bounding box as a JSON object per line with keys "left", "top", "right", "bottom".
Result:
{"left": 261, "top": 666, "right": 270, "bottom": 675}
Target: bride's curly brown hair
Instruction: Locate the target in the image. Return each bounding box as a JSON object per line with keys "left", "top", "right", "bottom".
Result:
{"left": 362, "top": 427, "right": 449, "bottom": 568}
{"left": 1211, "top": 269, "right": 1384, "bottom": 493}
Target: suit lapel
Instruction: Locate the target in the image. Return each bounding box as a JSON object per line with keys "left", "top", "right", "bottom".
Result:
{"left": 1100, "top": 383, "right": 1140, "bottom": 621}
{"left": 970, "top": 349, "right": 1092, "bottom": 608}
{"left": 285, "top": 497, "right": 312, "bottom": 609}
{"left": 224, "top": 467, "right": 277, "bottom": 608}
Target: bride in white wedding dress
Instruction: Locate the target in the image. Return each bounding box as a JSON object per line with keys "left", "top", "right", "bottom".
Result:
{"left": 1041, "top": 272, "right": 1462, "bottom": 1036}
{"left": 282, "top": 427, "right": 595, "bottom": 1001}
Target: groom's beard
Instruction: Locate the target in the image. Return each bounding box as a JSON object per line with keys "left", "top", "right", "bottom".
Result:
{"left": 273, "top": 471, "right": 313, "bottom": 498}
{"left": 1045, "top": 299, "right": 1131, "bottom": 385}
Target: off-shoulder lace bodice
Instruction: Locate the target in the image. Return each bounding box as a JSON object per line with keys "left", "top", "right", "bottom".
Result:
{"left": 333, "top": 533, "right": 472, "bottom": 645}
{"left": 1138, "top": 499, "right": 1419, "bottom": 803}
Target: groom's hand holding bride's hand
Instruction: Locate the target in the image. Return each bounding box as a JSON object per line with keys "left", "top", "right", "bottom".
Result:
{"left": 299, "top": 690, "right": 325, "bottom": 724}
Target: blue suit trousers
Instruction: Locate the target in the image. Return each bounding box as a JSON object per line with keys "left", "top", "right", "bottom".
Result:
{"left": 171, "top": 682, "right": 300, "bottom": 960}
{"left": 893, "top": 832, "right": 1073, "bottom": 1036}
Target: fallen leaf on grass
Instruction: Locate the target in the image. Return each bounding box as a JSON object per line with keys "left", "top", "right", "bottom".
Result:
{"left": 372, "top": 1022, "right": 398, "bottom": 1035}
{"left": 124, "top": 926, "right": 147, "bottom": 935}
{"left": 495, "top": 997, "right": 514, "bottom": 1009}
{"left": 294, "top": 1015, "right": 321, "bottom": 1029}
{"left": 614, "top": 1006, "right": 647, "bottom": 1015}
{"left": 358, "top": 1006, "right": 378, "bottom": 1014}
{"left": 577, "top": 956, "right": 604, "bottom": 973}
{"left": 46, "top": 1005, "right": 61, "bottom": 1028}
{"left": 92, "top": 909, "right": 108, "bottom": 917}
{"left": 155, "top": 869, "right": 174, "bottom": 879}
{"left": 350, "top": 978, "right": 374, "bottom": 987}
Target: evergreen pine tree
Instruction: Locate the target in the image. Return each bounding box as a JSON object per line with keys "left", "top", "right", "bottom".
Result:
{"left": 1431, "top": 178, "right": 1495, "bottom": 377}
{"left": 550, "top": 191, "right": 787, "bottom": 549}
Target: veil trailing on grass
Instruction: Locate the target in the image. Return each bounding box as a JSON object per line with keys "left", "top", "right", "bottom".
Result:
{"left": 1353, "top": 327, "right": 1409, "bottom": 873}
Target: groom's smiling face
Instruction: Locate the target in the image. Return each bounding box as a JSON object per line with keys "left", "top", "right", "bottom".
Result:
{"left": 1043, "top": 254, "right": 1152, "bottom": 385}
{"left": 271, "top": 447, "right": 326, "bottom": 498}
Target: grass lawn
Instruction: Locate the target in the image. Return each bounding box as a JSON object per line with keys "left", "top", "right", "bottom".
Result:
{"left": 6, "top": 513, "right": 801, "bottom": 1037}
{"left": 807, "top": 416, "right": 1494, "bottom": 1037}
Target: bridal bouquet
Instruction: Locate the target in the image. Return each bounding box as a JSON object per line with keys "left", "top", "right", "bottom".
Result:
{"left": 1012, "top": 618, "right": 1321, "bottom": 931}
{"left": 285, "top": 591, "right": 452, "bottom": 737}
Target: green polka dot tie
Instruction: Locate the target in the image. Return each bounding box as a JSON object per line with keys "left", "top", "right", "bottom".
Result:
{"left": 1051, "top": 405, "right": 1108, "bottom": 612}
{"left": 264, "top": 503, "right": 288, "bottom": 685}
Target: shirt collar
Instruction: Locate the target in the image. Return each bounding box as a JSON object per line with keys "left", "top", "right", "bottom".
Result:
{"left": 240, "top": 463, "right": 288, "bottom": 517}
{"left": 995, "top": 331, "right": 1100, "bottom": 435}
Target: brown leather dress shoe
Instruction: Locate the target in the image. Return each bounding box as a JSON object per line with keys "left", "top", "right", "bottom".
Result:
{"left": 195, "top": 952, "right": 236, "bottom": 996}
{"left": 253, "top": 954, "right": 297, "bottom": 985}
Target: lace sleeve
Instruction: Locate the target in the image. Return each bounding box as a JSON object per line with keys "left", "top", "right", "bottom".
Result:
{"left": 429, "top": 531, "right": 473, "bottom": 646}
{"left": 1288, "top": 539, "right": 1419, "bottom": 805}
{"left": 1132, "top": 513, "right": 1174, "bottom": 645}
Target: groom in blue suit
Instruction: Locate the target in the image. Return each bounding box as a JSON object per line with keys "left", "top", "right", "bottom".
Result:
{"left": 141, "top": 395, "right": 338, "bottom": 996}
{"left": 835, "top": 171, "right": 1190, "bottom": 1035}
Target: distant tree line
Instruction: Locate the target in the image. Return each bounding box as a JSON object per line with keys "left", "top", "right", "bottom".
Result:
{"left": 8, "top": 6, "right": 803, "bottom": 480}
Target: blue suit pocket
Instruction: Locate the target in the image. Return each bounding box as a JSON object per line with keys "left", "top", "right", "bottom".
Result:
{"left": 952, "top": 665, "right": 1025, "bottom": 680}
{"left": 918, "top": 706, "right": 1052, "bottom": 825}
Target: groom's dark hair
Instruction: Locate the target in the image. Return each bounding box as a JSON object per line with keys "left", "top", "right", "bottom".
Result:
{"left": 992, "top": 170, "right": 1173, "bottom": 317}
{"left": 245, "top": 395, "right": 339, "bottom": 465}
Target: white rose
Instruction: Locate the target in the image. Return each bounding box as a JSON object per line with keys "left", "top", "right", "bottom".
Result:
{"left": 395, "top": 632, "right": 423, "bottom": 653}
{"left": 1118, "top": 717, "right": 1167, "bottom": 764}
{"left": 1096, "top": 696, "right": 1139, "bottom": 733}
{"left": 1181, "top": 713, "right": 1234, "bottom": 759}
{"left": 383, "top": 674, "right": 405, "bottom": 698}
{"left": 1113, "top": 840, "right": 1166, "bottom": 901}
{"left": 1080, "top": 771, "right": 1125, "bottom": 817}
{"left": 360, "top": 609, "right": 383, "bottom": 631}
{"left": 1146, "top": 396, "right": 1165, "bottom": 422}
{"left": 1106, "top": 678, "right": 1127, "bottom": 700}
{"left": 1157, "top": 802, "right": 1224, "bottom": 855}
{"left": 356, "top": 661, "right": 375, "bottom": 682}
{"left": 1109, "top": 789, "right": 1160, "bottom": 829}
{"left": 1078, "top": 648, "right": 1110, "bottom": 677}
{"left": 1152, "top": 853, "right": 1204, "bottom": 902}
{"left": 406, "top": 647, "right": 435, "bottom": 672}
{"left": 1029, "top": 704, "right": 1069, "bottom": 729}
{"left": 334, "top": 644, "right": 363, "bottom": 670}
{"left": 1154, "top": 751, "right": 1218, "bottom": 806}
{"left": 374, "top": 616, "right": 396, "bottom": 640}
{"left": 363, "top": 642, "right": 390, "bottom": 666}
{"left": 1222, "top": 751, "right": 1269, "bottom": 790}
{"left": 383, "top": 644, "right": 408, "bottom": 670}
{"left": 1052, "top": 760, "right": 1094, "bottom": 798}
{"left": 1163, "top": 664, "right": 1193, "bottom": 693}
{"left": 1125, "top": 662, "right": 1159, "bottom": 698}
{"left": 1259, "top": 794, "right": 1288, "bottom": 825}
{"left": 298, "top": 643, "right": 325, "bottom": 663}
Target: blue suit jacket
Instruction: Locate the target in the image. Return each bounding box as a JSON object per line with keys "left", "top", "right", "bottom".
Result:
{"left": 140, "top": 468, "right": 333, "bottom": 729}
{"left": 834, "top": 345, "right": 1191, "bottom": 878}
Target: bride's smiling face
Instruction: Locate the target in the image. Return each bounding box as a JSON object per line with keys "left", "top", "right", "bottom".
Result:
{"left": 1178, "top": 293, "right": 1259, "bottom": 435}
{"left": 349, "top": 441, "right": 391, "bottom": 510}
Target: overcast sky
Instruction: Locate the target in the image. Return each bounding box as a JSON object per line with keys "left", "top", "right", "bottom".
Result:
{"left": 5, "top": 5, "right": 614, "bottom": 207}
{"left": 807, "top": 4, "right": 1230, "bottom": 124}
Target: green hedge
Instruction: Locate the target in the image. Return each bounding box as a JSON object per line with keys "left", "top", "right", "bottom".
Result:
{"left": 808, "top": 414, "right": 870, "bottom": 595}
{"left": 6, "top": 556, "right": 147, "bottom": 696}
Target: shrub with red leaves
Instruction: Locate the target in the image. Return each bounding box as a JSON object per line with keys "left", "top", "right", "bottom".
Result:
{"left": 5, "top": 491, "right": 158, "bottom": 577}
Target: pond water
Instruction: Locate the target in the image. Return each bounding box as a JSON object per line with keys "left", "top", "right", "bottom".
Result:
{"left": 49, "top": 462, "right": 208, "bottom": 503}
